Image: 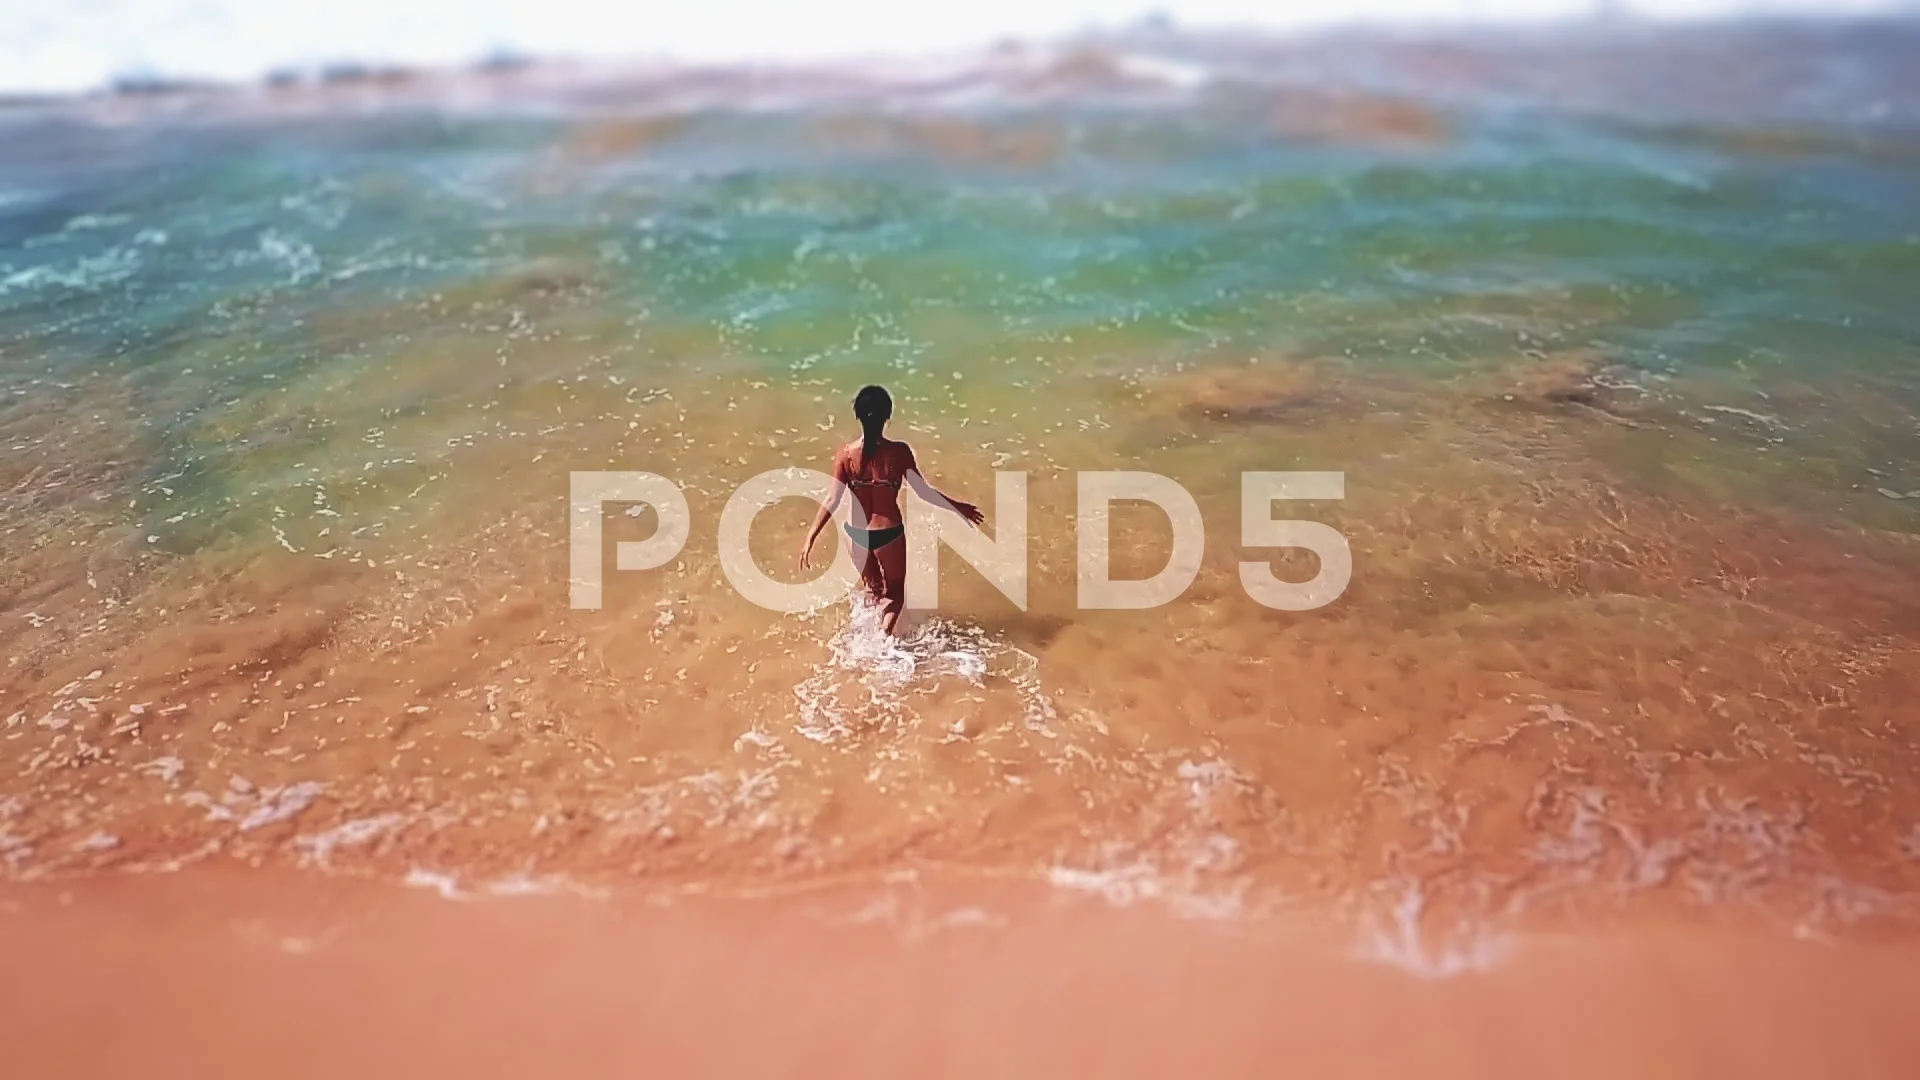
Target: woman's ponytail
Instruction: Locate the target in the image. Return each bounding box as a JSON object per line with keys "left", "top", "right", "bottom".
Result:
{"left": 853, "top": 385, "right": 892, "bottom": 464}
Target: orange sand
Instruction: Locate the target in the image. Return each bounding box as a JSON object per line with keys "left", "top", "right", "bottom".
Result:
{"left": 3, "top": 867, "right": 1919, "bottom": 1079}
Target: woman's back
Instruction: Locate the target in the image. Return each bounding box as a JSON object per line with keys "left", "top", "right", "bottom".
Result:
{"left": 836, "top": 437, "right": 914, "bottom": 528}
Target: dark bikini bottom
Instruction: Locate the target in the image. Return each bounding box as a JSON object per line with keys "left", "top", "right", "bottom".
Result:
{"left": 844, "top": 523, "right": 904, "bottom": 550}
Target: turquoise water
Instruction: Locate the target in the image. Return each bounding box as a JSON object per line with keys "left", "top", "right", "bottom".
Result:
{"left": 6, "top": 39, "right": 1920, "bottom": 400}
{"left": 8, "top": 83, "right": 1918, "bottom": 551}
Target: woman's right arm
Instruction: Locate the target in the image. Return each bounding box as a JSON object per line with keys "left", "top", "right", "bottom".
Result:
{"left": 800, "top": 449, "right": 849, "bottom": 568}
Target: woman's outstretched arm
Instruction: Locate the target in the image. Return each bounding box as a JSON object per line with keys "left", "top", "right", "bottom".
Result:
{"left": 904, "top": 468, "right": 985, "bottom": 527}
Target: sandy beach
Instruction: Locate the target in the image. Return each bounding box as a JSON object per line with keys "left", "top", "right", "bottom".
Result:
{"left": 5, "top": 866, "right": 1920, "bottom": 1079}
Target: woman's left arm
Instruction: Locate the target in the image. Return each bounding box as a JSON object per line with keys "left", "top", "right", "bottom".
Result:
{"left": 902, "top": 446, "right": 984, "bottom": 527}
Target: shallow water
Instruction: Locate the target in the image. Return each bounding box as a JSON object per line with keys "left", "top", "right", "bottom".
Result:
{"left": 2, "top": 21, "right": 1919, "bottom": 951}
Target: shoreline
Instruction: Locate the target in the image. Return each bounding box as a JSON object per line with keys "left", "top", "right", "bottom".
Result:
{"left": 5, "top": 864, "right": 1920, "bottom": 1078}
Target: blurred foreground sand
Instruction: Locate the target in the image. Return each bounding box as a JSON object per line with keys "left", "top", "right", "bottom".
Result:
{"left": 4, "top": 866, "right": 1918, "bottom": 1079}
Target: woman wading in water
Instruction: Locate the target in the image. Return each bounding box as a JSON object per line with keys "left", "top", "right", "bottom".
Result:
{"left": 799, "top": 385, "right": 984, "bottom": 635}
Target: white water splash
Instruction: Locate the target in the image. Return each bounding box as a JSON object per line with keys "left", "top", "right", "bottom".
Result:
{"left": 403, "top": 867, "right": 469, "bottom": 900}
{"left": 134, "top": 755, "right": 185, "bottom": 784}
{"left": 484, "top": 871, "right": 610, "bottom": 899}
{"left": 792, "top": 598, "right": 1047, "bottom": 745}
{"left": 292, "top": 812, "right": 405, "bottom": 867}
{"left": 238, "top": 780, "right": 327, "bottom": 831}
{"left": 1356, "top": 878, "right": 1511, "bottom": 979}
{"left": 1048, "top": 859, "right": 1166, "bottom": 907}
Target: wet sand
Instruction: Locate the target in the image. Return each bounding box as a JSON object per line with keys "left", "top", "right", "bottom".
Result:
{"left": 4, "top": 866, "right": 1919, "bottom": 1079}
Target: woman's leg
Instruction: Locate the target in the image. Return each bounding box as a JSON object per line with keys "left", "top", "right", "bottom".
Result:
{"left": 847, "top": 535, "right": 888, "bottom": 608}
{"left": 873, "top": 535, "right": 907, "bottom": 635}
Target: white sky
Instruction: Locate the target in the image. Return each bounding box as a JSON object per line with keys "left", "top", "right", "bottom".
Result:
{"left": 2, "top": 0, "right": 1915, "bottom": 95}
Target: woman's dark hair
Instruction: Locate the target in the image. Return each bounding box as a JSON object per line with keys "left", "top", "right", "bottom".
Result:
{"left": 853, "top": 385, "right": 892, "bottom": 461}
